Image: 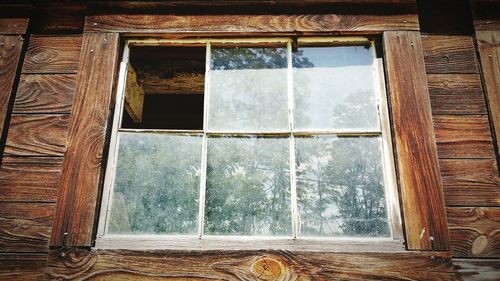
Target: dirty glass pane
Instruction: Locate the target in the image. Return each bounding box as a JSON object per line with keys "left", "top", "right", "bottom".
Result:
{"left": 204, "top": 136, "right": 291, "bottom": 236}
{"left": 108, "top": 132, "right": 202, "bottom": 234}
{"left": 208, "top": 47, "right": 289, "bottom": 131}
{"left": 295, "top": 136, "right": 389, "bottom": 237}
{"left": 293, "top": 46, "right": 380, "bottom": 131}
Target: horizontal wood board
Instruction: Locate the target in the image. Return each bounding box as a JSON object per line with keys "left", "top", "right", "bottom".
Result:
{"left": 422, "top": 35, "right": 479, "bottom": 74}
{"left": 0, "top": 156, "right": 62, "bottom": 202}
{"left": 22, "top": 36, "right": 82, "bottom": 74}
{"left": 447, "top": 207, "right": 500, "bottom": 258}
{"left": 84, "top": 14, "right": 419, "bottom": 34}
{"left": 440, "top": 159, "right": 500, "bottom": 206}
{"left": 4, "top": 114, "right": 70, "bottom": 157}
{"left": 0, "top": 202, "right": 54, "bottom": 253}
{"left": 433, "top": 115, "right": 495, "bottom": 159}
{"left": 0, "top": 253, "right": 47, "bottom": 281}
{"left": 47, "top": 248, "right": 456, "bottom": 281}
{"left": 0, "top": 18, "right": 29, "bottom": 35}
{"left": 427, "top": 74, "right": 486, "bottom": 115}
{"left": 14, "top": 74, "right": 77, "bottom": 114}
{"left": 383, "top": 31, "right": 449, "bottom": 250}
{"left": 51, "top": 33, "right": 119, "bottom": 247}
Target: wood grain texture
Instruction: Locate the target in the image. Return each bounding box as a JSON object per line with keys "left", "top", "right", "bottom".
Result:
{"left": 52, "top": 33, "right": 120, "bottom": 247}
{"left": 14, "top": 74, "right": 76, "bottom": 114}
{"left": 427, "top": 74, "right": 487, "bottom": 115}
{"left": 0, "top": 18, "right": 28, "bottom": 35}
{"left": 454, "top": 259, "right": 500, "bottom": 281}
{"left": 0, "top": 202, "right": 54, "bottom": 253}
{"left": 47, "top": 248, "right": 456, "bottom": 281}
{"left": 84, "top": 14, "right": 419, "bottom": 34}
{"left": 383, "top": 31, "right": 449, "bottom": 250}
{"left": 124, "top": 65, "right": 144, "bottom": 123}
{"left": 88, "top": 0, "right": 417, "bottom": 16}
{"left": 4, "top": 114, "right": 70, "bottom": 157}
{"left": 447, "top": 207, "right": 500, "bottom": 258}
{"left": 421, "top": 35, "right": 479, "bottom": 74}
{"left": 440, "top": 159, "right": 500, "bottom": 206}
{"left": 476, "top": 31, "right": 500, "bottom": 162}
{"left": 0, "top": 35, "right": 24, "bottom": 149}
{"left": 0, "top": 156, "right": 62, "bottom": 202}
{"left": 0, "top": 253, "right": 47, "bottom": 281}
{"left": 474, "top": 20, "right": 500, "bottom": 31}
{"left": 22, "top": 36, "right": 82, "bottom": 74}
{"left": 433, "top": 115, "right": 496, "bottom": 159}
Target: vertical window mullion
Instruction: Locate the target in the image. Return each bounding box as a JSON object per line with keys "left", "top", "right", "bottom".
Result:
{"left": 287, "top": 40, "right": 299, "bottom": 238}
{"left": 197, "top": 42, "right": 211, "bottom": 238}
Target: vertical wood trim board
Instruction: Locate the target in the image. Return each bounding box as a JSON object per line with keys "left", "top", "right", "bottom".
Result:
{"left": 383, "top": 31, "right": 450, "bottom": 251}
{"left": 476, "top": 31, "right": 500, "bottom": 162}
{"left": 0, "top": 35, "right": 24, "bottom": 156}
{"left": 51, "top": 33, "right": 119, "bottom": 247}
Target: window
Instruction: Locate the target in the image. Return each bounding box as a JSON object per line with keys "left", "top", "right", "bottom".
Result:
{"left": 97, "top": 37, "right": 402, "bottom": 249}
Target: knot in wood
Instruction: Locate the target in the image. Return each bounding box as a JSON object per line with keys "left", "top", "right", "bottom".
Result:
{"left": 251, "top": 256, "right": 285, "bottom": 280}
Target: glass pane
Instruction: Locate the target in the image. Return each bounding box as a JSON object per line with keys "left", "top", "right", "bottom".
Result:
{"left": 108, "top": 132, "right": 202, "bottom": 234}
{"left": 293, "top": 46, "right": 380, "bottom": 131}
{"left": 208, "top": 47, "right": 289, "bottom": 131}
{"left": 205, "top": 136, "right": 291, "bottom": 236}
{"left": 295, "top": 136, "right": 389, "bottom": 237}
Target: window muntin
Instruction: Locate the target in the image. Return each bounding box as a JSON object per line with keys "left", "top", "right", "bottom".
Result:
{"left": 98, "top": 37, "right": 401, "bottom": 245}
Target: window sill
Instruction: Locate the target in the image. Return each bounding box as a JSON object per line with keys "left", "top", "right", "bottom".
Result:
{"left": 94, "top": 236, "right": 405, "bottom": 252}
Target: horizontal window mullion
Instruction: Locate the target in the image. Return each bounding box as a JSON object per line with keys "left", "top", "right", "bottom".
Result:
{"left": 118, "top": 128, "right": 204, "bottom": 135}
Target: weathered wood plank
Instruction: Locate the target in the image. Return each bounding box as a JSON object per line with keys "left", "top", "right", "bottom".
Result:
{"left": 22, "top": 36, "right": 82, "bottom": 74}
{"left": 0, "top": 202, "right": 54, "bottom": 253}
{"left": 427, "top": 74, "right": 486, "bottom": 115}
{"left": 14, "top": 74, "right": 76, "bottom": 114}
{"left": 0, "top": 35, "right": 24, "bottom": 151}
{"left": 447, "top": 207, "right": 500, "bottom": 258}
{"left": 4, "top": 114, "right": 70, "bottom": 157}
{"left": 440, "top": 159, "right": 500, "bottom": 206}
{"left": 85, "top": 14, "right": 419, "bottom": 34}
{"left": 88, "top": 0, "right": 417, "bottom": 15}
{"left": 0, "top": 156, "right": 62, "bottom": 202}
{"left": 0, "top": 253, "right": 47, "bottom": 281}
{"left": 454, "top": 258, "right": 500, "bottom": 281}
{"left": 52, "top": 33, "right": 120, "bottom": 247}
{"left": 0, "top": 18, "right": 29, "bottom": 35}
{"left": 47, "top": 248, "right": 455, "bottom": 281}
{"left": 383, "top": 31, "right": 449, "bottom": 250}
{"left": 474, "top": 19, "right": 500, "bottom": 31}
{"left": 421, "top": 35, "right": 479, "bottom": 74}
{"left": 476, "top": 31, "right": 500, "bottom": 162}
{"left": 433, "top": 115, "right": 496, "bottom": 159}
{"left": 124, "top": 65, "right": 144, "bottom": 123}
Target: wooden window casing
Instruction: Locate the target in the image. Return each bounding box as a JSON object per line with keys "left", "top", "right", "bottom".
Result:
{"left": 51, "top": 13, "right": 449, "bottom": 253}
{"left": 92, "top": 37, "right": 404, "bottom": 251}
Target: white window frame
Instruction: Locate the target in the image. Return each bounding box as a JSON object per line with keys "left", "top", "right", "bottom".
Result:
{"left": 95, "top": 36, "right": 403, "bottom": 251}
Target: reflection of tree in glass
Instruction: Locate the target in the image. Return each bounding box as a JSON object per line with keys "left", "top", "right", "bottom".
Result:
{"left": 209, "top": 47, "right": 313, "bottom": 131}
{"left": 296, "top": 137, "right": 389, "bottom": 237}
{"left": 204, "top": 137, "right": 291, "bottom": 236}
{"left": 108, "top": 134, "right": 201, "bottom": 234}
{"left": 331, "top": 90, "right": 379, "bottom": 130}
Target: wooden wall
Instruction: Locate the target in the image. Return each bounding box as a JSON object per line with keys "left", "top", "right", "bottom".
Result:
{"left": 0, "top": 28, "right": 82, "bottom": 279}
{"left": 0, "top": 0, "right": 499, "bottom": 280}
{"left": 421, "top": 16, "right": 500, "bottom": 281}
